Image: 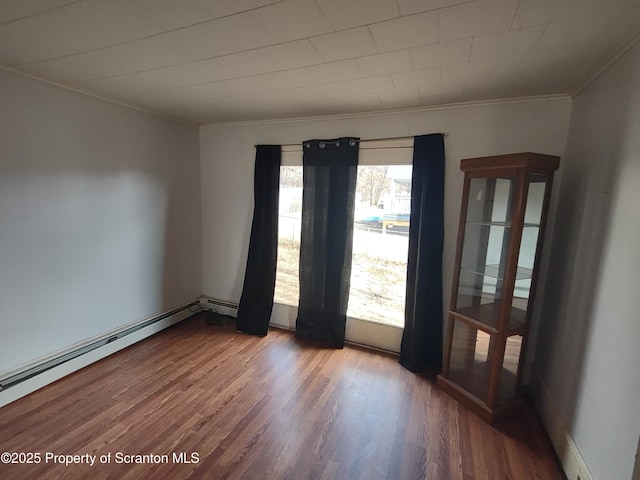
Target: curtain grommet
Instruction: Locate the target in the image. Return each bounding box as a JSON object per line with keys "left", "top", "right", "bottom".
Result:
{"left": 319, "top": 141, "right": 325, "bottom": 148}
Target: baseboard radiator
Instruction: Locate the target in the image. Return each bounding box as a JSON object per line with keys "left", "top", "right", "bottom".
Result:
{"left": 202, "top": 297, "right": 239, "bottom": 316}
{"left": 0, "top": 302, "right": 198, "bottom": 402}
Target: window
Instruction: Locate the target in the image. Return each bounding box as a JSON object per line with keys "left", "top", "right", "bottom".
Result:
{"left": 274, "top": 166, "right": 302, "bottom": 307}
{"left": 274, "top": 141, "right": 413, "bottom": 329}
{"left": 347, "top": 165, "right": 411, "bottom": 327}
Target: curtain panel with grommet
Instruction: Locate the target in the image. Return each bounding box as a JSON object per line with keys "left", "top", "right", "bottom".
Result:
{"left": 236, "top": 144, "right": 281, "bottom": 336}
{"left": 295, "top": 137, "right": 359, "bottom": 347}
{"left": 400, "top": 134, "right": 445, "bottom": 374}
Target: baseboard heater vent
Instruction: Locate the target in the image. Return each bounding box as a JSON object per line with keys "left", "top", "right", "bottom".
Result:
{"left": 206, "top": 298, "right": 239, "bottom": 310}
{"left": 0, "top": 302, "right": 198, "bottom": 393}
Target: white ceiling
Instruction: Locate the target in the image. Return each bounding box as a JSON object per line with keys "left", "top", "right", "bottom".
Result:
{"left": 1, "top": 0, "right": 639, "bottom": 125}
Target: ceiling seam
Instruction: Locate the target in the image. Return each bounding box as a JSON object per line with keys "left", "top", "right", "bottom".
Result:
{"left": 310, "top": 0, "right": 334, "bottom": 33}
{"left": 14, "top": 0, "right": 290, "bottom": 66}
{"left": 19, "top": 6, "right": 445, "bottom": 69}
{"left": 531, "top": 23, "right": 550, "bottom": 52}
{"left": 62, "top": 39, "right": 439, "bottom": 88}
{"left": 509, "top": 0, "right": 523, "bottom": 30}
{"left": 81, "top": 57, "right": 445, "bottom": 100}
{"left": 0, "top": 0, "right": 85, "bottom": 28}
{"left": 20, "top": 24, "right": 412, "bottom": 83}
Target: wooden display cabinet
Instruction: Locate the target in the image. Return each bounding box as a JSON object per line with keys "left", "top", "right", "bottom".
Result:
{"left": 437, "top": 152, "right": 560, "bottom": 423}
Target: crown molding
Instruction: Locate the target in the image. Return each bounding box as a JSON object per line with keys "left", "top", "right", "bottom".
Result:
{"left": 0, "top": 63, "right": 198, "bottom": 128}
{"left": 201, "top": 94, "right": 571, "bottom": 129}
{"left": 572, "top": 29, "right": 640, "bottom": 98}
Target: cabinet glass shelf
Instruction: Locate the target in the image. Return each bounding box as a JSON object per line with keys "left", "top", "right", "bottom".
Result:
{"left": 460, "top": 264, "right": 533, "bottom": 281}
{"left": 466, "top": 221, "right": 540, "bottom": 228}
{"left": 451, "top": 302, "right": 526, "bottom": 333}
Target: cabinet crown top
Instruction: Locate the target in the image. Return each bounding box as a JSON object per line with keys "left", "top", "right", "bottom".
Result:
{"left": 461, "top": 152, "right": 560, "bottom": 172}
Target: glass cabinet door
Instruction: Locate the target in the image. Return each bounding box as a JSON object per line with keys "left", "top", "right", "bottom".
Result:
{"left": 513, "top": 175, "right": 548, "bottom": 313}
{"left": 454, "top": 177, "right": 516, "bottom": 328}
{"left": 448, "top": 176, "right": 516, "bottom": 404}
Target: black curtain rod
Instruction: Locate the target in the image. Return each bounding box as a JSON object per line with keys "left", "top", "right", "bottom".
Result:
{"left": 256, "top": 133, "right": 448, "bottom": 148}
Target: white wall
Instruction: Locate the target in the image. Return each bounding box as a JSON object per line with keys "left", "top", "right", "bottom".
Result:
{"left": 200, "top": 98, "right": 571, "bottom": 350}
{"left": 634, "top": 438, "right": 640, "bottom": 480}
{"left": 535, "top": 41, "right": 640, "bottom": 480}
{"left": 0, "top": 69, "right": 202, "bottom": 376}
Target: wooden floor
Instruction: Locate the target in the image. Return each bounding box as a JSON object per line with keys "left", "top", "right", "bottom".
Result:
{"left": 0, "top": 314, "right": 565, "bottom": 480}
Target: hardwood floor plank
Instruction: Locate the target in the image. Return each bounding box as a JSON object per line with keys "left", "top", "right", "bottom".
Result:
{"left": 0, "top": 314, "right": 565, "bottom": 479}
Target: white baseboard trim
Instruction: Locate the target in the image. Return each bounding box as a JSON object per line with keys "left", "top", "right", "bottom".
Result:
{"left": 530, "top": 371, "right": 594, "bottom": 480}
{"left": 0, "top": 303, "right": 197, "bottom": 409}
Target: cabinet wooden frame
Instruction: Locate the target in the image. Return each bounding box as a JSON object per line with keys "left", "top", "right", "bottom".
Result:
{"left": 437, "top": 152, "right": 559, "bottom": 423}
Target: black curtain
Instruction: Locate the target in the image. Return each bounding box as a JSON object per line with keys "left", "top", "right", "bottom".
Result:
{"left": 236, "top": 145, "right": 281, "bottom": 336}
{"left": 295, "top": 138, "right": 359, "bottom": 347}
{"left": 399, "top": 134, "right": 445, "bottom": 374}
